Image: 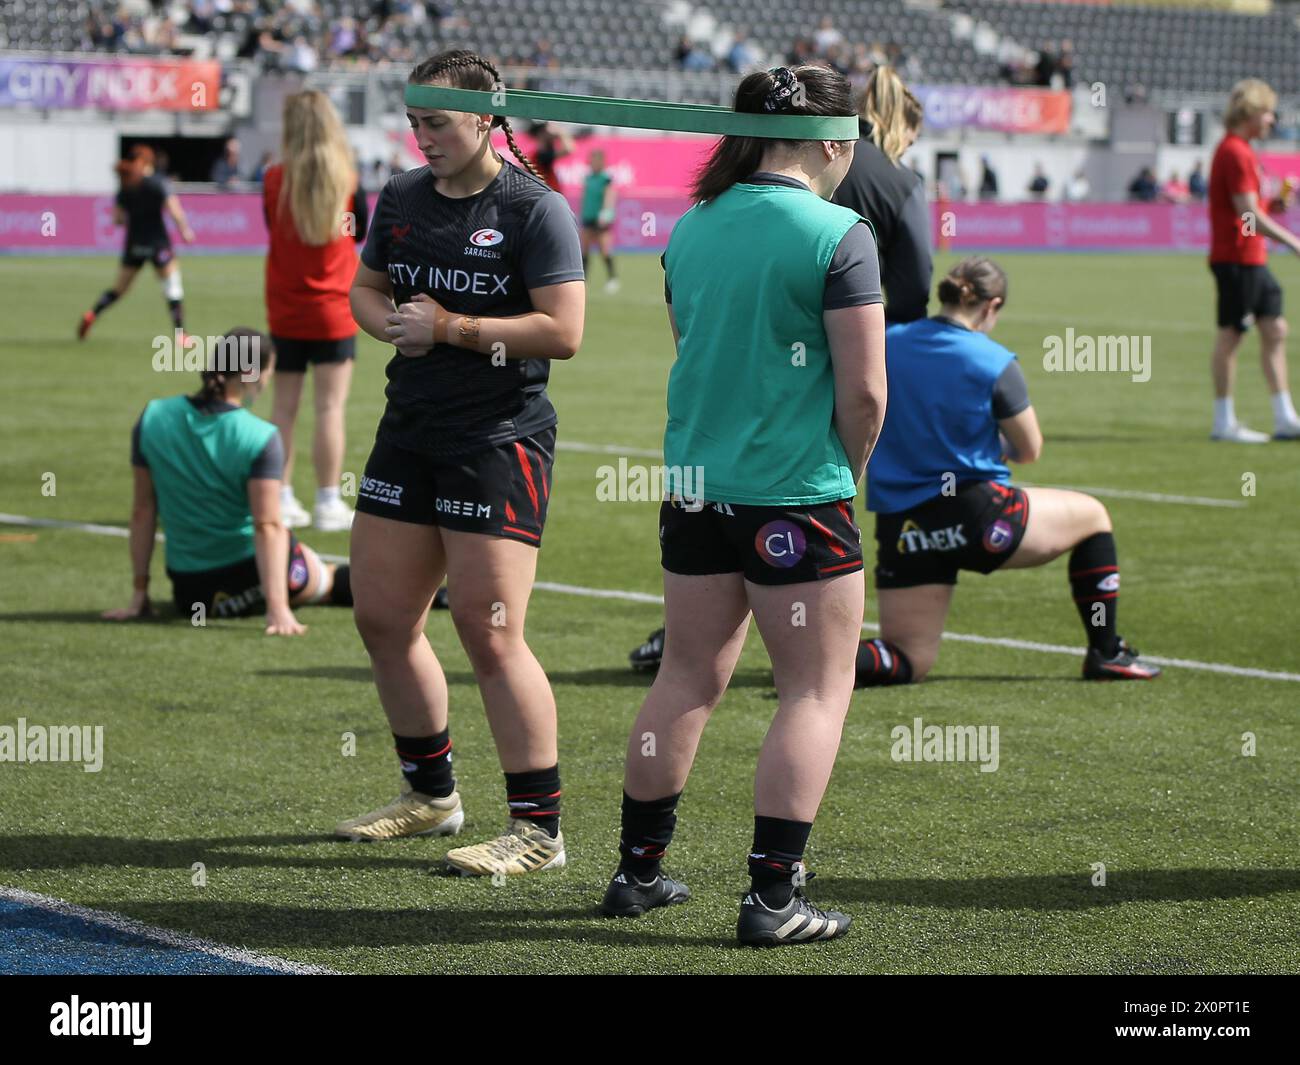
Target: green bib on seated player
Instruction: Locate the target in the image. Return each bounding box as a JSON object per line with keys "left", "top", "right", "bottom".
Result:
{"left": 662, "top": 182, "right": 865, "bottom": 506}
{"left": 138, "top": 395, "right": 279, "bottom": 573}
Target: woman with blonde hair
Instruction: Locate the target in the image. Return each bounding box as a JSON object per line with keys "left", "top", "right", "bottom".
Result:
{"left": 263, "top": 89, "right": 369, "bottom": 531}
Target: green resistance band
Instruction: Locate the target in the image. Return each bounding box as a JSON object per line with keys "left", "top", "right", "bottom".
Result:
{"left": 404, "top": 84, "right": 860, "bottom": 140}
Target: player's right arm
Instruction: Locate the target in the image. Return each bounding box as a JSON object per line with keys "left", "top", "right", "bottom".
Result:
{"left": 351, "top": 262, "right": 421, "bottom": 354}
{"left": 103, "top": 466, "right": 157, "bottom": 620}
{"left": 825, "top": 301, "right": 888, "bottom": 484}
{"left": 999, "top": 407, "right": 1043, "bottom": 464}
{"left": 112, "top": 204, "right": 126, "bottom": 227}
{"left": 165, "top": 194, "right": 195, "bottom": 243}
{"left": 1231, "top": 189, "right": 1300, "bottom": 255}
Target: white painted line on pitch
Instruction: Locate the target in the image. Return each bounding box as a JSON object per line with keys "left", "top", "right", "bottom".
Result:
{"left": 1018, "top": 482, "right": 1247, "bottom": 509}
{"left": 4, "top": 513, "right": 1297, "bottom": 683}
{"left": 0, "top": 885, "right": 337, "bottom": 975}
{"left": 555, "top": 444, "right": 1248, "bottom": 508}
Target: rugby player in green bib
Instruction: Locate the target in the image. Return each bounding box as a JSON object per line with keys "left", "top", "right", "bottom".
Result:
{"left": 580, "top": 148, "right": 619, "bottom": 293}
{"left": 598, "top": 66, "right": 888, "bottom": 946}
{"left": 102, "top": 328, "right": 354, "bottom": 632}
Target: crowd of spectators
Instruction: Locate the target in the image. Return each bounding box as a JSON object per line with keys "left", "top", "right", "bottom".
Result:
{"left": 81, "top": 1, "right": 469, "bottom": 71}
{"left": 671, "top": 15, "right": 921, "bottom": 93}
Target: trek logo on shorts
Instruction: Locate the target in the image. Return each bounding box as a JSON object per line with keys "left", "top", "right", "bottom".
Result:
{"left": 983, "top": 520, "right": 1015, "bottom": 553}
{"left": 898, "top": 520, "right": 967, "bottom": 554}
{"left": 756, "top": 521, "right": 806, "bottom": 568}
{"left": 359, "top": 475, "right": 404, "bottom": 506}
{"left": 1097, "top": 573, "right": 1120, "bottom": 592}
{"left": 436, "top": 497, "right": 491, "bottom": 519}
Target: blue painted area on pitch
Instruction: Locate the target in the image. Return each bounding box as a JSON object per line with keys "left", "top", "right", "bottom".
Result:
{"left": 0, "top": 899, "right": 285, "bottom": 974}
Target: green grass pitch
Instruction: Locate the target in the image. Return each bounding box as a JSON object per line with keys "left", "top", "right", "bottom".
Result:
{"left": 0, "top": 251, "right": 1297, "bottom": 974}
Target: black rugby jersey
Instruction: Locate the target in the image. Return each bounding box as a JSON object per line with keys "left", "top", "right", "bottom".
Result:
{"left": 116, "top": 174, "right": 171, "bottom": 249}
{"left": 361, "top": 159, "right": 585, "bottom": 457}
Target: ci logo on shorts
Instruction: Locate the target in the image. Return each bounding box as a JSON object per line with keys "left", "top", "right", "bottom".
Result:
{"left": 755, "top": 521, "right": 806, "bottom": 568}
{"left": 983, "top": 519, "right": 1015, "bottom": 553}
{"left": 469, "top": 228, "right": 504, "bottom": 247}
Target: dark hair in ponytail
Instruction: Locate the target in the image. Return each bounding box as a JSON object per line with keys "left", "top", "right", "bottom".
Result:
{"left": 691, "top": 63, "right": 857, "bottom": 204}
{"left": 936, "top": 256, "right": 1008, "bottom": 310}
{"left": 193, "top": 327, "right": 273, "bottom": 404}
{"left": 408, "top": 50, "right": 544, "bottom": 182}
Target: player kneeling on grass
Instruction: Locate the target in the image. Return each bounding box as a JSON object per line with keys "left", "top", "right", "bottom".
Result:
{"left": 102, "top": 328, "right": 353, "bottom": 635}
{"left": 854, "top": 258, "right": 1160, "bottom": 688}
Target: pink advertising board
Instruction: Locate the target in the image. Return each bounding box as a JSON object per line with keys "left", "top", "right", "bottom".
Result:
{"left": 3, "top": 190, "right": 1296, "bottom": 255}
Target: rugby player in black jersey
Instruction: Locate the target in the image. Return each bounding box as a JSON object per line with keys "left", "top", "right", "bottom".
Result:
{"left": 335, "top": 52, "right": 587, "bottom": 881}
{"left": 78, "top": 145, "right": 194, "bottom": 340}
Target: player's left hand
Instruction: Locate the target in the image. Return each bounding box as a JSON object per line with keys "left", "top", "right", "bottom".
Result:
{"left": 181, "top": 227, "right": 196, "bottom": 244}
{"left": 386, "top": 292, "right": 444, "bottom": 356}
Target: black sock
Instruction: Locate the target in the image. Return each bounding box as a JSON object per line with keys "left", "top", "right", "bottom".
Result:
{"left": 603, "top": 254, "right": 616, "bottom": 279}
{"left": 393, "top": 729, "right": 454, "bottom": 798}
{"left": 617, "top": 791, "right": 681, "bottom": 879}
{"left": 168, "top": 299, "right": 184, "bottom": 330}
{"left": 748, "top": 816, "right": 812, "bottom": 907}
{"left": 92, "top": 290, "right": 119, "bottom": 314}
{"left": 505, "top": 765, "right": 561, "bottom": 838}
{"left": 329, "top": 564, "right": 352, "bottom": 606}
{"left": 1069, "top": 532, "right": 1120, "bottom": 655}
{"left": 855, "top": 638, "right": 914, "bottom": 687}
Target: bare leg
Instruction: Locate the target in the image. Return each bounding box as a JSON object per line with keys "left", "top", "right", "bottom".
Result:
{"left": 350, "top": 512, "right": 448, "bottom": 736}
{"left": 311, "top": 359, "right": 353, "bottom": 491}
{"left": 747, "top": 570, "right": 864, "bottom": 822}
{"left": 270, "top": 371, "right": 306, "bottom": 489}
{"left": 1257, "top": 315, "right": 1290, "bottom": 395}
{"left": 442, "top": 530, "right": 557, "bottom": 773}
{"left": 1004, "top": 487, "right": 1111, "bottom": 569}
{"left": 624, "top": 571, "right": 751, "bottom": 800}
{"left": 876, "top": 583, "right": 956, "bottom": 682}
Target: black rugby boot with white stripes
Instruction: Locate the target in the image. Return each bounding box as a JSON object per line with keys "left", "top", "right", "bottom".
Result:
{"left": 600, "top": 868, "right": 691, "bottom": 917}
{"left": 737, "top": 874, "right": 851, "bottom": 947}
{"left": 629, "top": 627, "right": 665, "bottom": 671}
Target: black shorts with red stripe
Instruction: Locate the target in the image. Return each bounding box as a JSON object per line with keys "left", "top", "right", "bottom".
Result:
{"left": 873, "top": 480, "right": 1029, "bottom": 589}
{"left": 658, "top": 496, "right": 863, "bottom": 586}
{"left": 354, "top": 426, "right": 555, "bottom": 546}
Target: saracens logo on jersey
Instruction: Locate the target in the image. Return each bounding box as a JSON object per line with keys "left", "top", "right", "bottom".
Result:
{"left": 466, "top": 228, "right": 505, "bottom": 259}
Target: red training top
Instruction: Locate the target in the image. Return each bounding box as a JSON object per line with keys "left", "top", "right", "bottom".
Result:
{"left": 1209, "top": 133, "right": 1267, "bottom": 265}
{"left": 263, "top": 164, "right": 363, "bottom": 340}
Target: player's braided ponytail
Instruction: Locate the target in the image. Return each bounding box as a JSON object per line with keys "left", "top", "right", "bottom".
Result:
{"left": 408, "top": 50, "right": 545, "bottom": 182}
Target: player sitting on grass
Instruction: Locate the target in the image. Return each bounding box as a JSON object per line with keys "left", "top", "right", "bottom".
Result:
{"left": 854, "top": 257, "right": 1161, "bottom": 687}
{"left": 101, "top": 328, "right": 353, "bottom": 635}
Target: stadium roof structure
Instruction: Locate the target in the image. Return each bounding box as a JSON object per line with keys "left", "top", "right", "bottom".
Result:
{"left": 404, "top": 84, "right": 861, "bottom": 139}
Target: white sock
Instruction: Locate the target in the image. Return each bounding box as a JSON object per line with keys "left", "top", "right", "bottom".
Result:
{"left": 1271, "top": 390, "right": 1298, "bottom": 427}
{"left": 280, "top": 483, "right": 296, "bottom": 503}
{"left": 1213, "top": 396, "right": 1236, "bottom": 432}
{"left": 316, "top": 485, "right": 341, "bottom": 506}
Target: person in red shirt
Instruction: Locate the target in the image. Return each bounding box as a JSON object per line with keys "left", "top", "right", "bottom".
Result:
{"left": 264, "top": 90, "right": 368, "bottom": 529}
{"left": 1207, "top": 79, "right": 1300, "bottom": 442}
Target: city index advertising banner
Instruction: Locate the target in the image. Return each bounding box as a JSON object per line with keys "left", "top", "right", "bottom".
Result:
{"left": 0, "top": 54, "right": 221, "bottom": 111}
{"left": 914, "top": 85, "right": 1072, "bottom": 134}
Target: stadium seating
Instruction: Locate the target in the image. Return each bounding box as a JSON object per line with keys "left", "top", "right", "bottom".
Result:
{"left": 4, "top": 0, "right": 1298, "bottom": 97}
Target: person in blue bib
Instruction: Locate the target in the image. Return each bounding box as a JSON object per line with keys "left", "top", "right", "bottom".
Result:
{"left": 855, "top": 257, "right": 1161, "bottom": 686}
{"left": 598, "top": 65, "right": 888, "bottom": 947}
{"left": 102, "top": 328, "right": 353, "bottom": 633}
